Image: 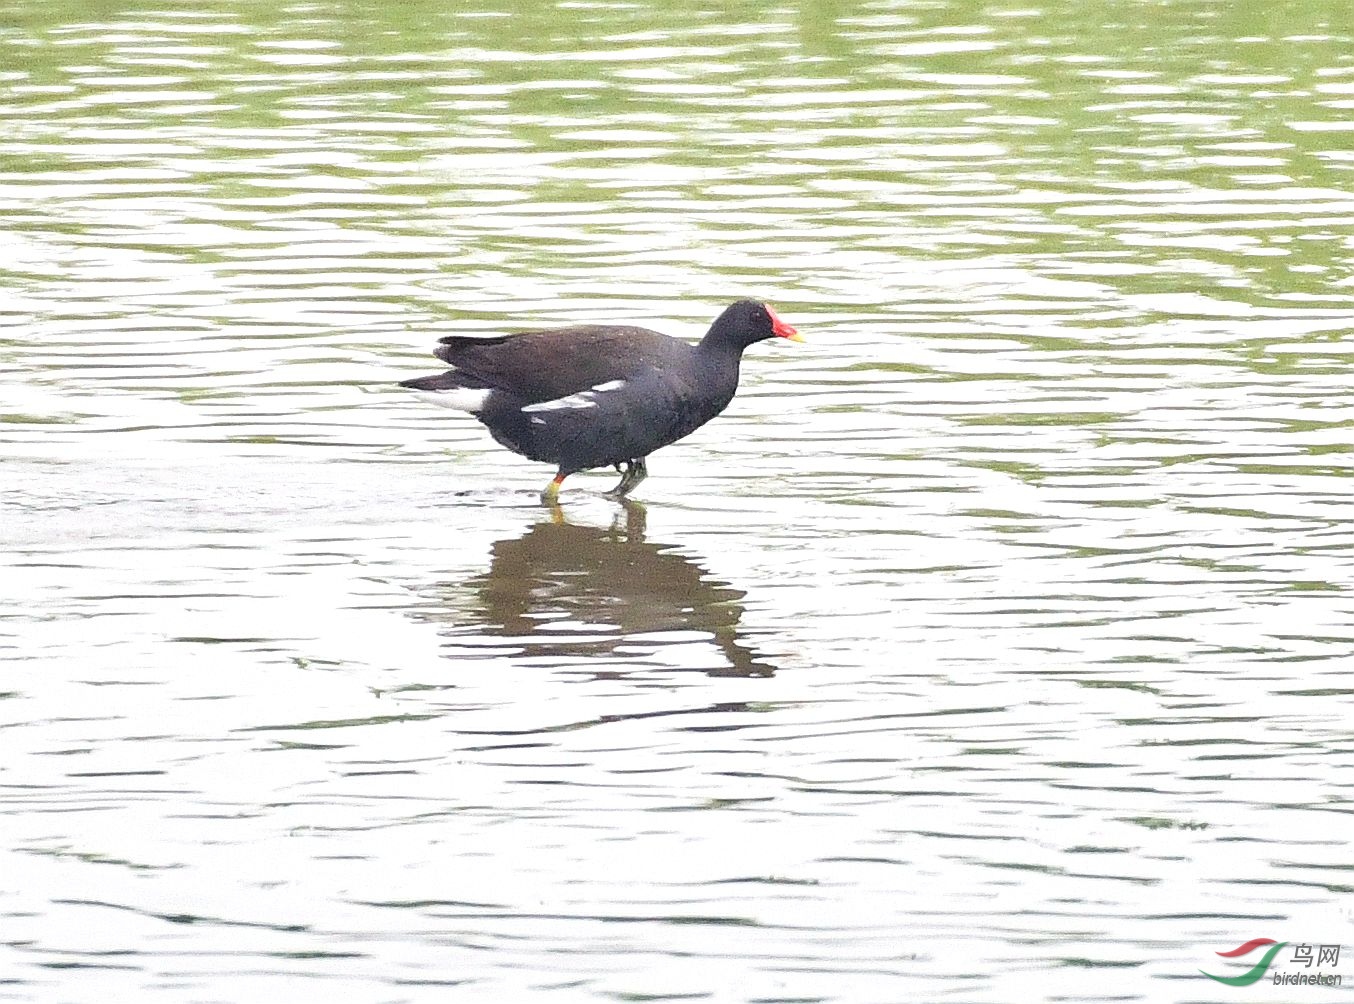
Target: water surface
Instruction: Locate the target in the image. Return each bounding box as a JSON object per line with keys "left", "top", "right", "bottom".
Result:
{"left": 4, "top": 1, "right": 1354, "bottom": 1001}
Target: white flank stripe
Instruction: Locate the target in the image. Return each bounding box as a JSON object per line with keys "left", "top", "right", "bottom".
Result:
{"left": 522, "top": 391, "right": 599, "bottom": 413}
{"left": 591, "top": 379, "right": 626, "bottom": 392}
{"left": 411, "top": 387, "right": 491, "bottom": 413}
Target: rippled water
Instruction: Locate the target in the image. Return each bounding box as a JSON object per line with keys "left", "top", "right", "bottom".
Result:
{"left": 5, "top": 1, "right": 1354, "bottom": 1001}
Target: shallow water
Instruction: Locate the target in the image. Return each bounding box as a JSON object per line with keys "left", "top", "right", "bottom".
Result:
{"left": 4, "top": 1, "right": 1354, "bottom": 1001}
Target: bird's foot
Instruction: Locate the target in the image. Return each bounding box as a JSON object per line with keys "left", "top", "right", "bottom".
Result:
{"left": 603, "top": 458, "right": 648, "bottom": 498}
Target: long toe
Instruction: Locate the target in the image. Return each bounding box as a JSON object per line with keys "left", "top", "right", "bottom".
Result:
{"left": 603, "top": 459, "right": 648, "bottom": 498}
{"left": 603, "top": 461, "right": 635, "bottom": 498}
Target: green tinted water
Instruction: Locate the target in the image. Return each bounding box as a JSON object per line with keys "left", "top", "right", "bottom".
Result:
{"left": 4, "top": 2, "right": 1354, "bottom": 1001}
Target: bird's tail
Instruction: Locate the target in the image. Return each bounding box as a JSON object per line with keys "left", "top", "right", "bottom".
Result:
{"left": 434, "top": 334, "right": 511, "bottom": 366}
{"left": 398, "top": 370, "right": 493, "bottom": 413}
{"left": 398, "top": 371, "right": 480, "bottom": 392}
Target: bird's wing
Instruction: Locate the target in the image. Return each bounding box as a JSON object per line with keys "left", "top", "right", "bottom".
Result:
{"left": 434, "top": 325, "right": 688, "bottom": 403}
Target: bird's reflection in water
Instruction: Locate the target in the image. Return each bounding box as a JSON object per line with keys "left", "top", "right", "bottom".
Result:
{"left": 438, "top": 502, "right": 777, "bottom": 678}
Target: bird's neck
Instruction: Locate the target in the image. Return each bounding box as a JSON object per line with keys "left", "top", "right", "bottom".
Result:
{"left": 696, "top": 332, "right": 745, "bottom": 361}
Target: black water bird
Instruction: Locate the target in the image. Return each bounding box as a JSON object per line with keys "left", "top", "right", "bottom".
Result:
{"left": 399, "top": 299, "right": 801, "bottom": 499}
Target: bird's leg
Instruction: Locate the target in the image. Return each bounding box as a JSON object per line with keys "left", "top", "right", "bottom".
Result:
{"left": 604, "top": 458, "right": 648, "bottom": 498}
{"left": 628, "top": 457, "right": 648, "bottom": 494}
{"left": 541, "top": 471, "right": 567, "bottom": 503}
{"left": 603, "top": 463, "right": 630, "bottom": 498}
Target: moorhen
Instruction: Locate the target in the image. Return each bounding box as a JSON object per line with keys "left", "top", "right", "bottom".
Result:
{"left": 399, "top": 299, "right": 801, "bottom": 499}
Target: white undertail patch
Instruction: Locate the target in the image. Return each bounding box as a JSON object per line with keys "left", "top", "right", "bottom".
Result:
{"left": 411, "top": 387, "right": 491, "bottom": 413}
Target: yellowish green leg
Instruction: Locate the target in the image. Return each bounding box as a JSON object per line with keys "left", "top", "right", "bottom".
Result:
{"left": 541, "top": 471, "right": 567, "bottom": 502}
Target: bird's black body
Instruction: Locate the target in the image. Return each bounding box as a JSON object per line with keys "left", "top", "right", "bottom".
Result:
{"left": 399, "top": 299, "right": 799, "bottom": 498}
